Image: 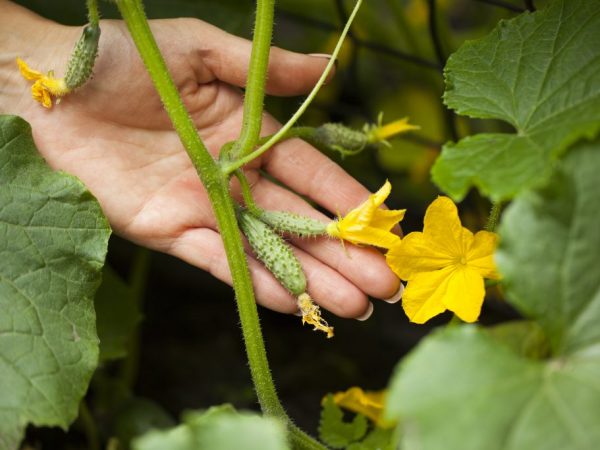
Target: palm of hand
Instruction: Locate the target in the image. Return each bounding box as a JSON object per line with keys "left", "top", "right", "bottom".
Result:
{"left": 16, "top": 19, "right": 399, "bottom": 317}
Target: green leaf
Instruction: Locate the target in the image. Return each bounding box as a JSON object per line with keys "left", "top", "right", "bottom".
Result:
{"left": 386, "top": 325, "right": 600, "bottom": 450}
{"left": 319, "top": 395, "right": 368, "bottom": 449}
{"left": 0, "top": 115, "right": 111, "bottom": 449}
{"left": 346, "top": 427, "right": 397, "bottom": 450}
{"left": 132, "top": 405, "right": 290, "bottom": 450}
{"left": 432, "top": 0, "right": 600, "bottom": 201}
{"left": 386, "top": 142, "right": 600, "bottom": 449}
{"left": 95, "top": 265, "right": 142, "bottom": 361}
{"left": 496, "top": 140, "right": 600, "bottom": 354}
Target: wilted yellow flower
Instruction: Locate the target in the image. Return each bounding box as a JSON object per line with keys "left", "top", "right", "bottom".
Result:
{"left": 326, "top": 180, "right": 405, "bottom": 249}
{"left": 331, "top": 387, "right": 393, "bottom": 428}
{"left": 298, "top": 293, "right": 334, "bottom": 338}
{"left": 16, "top": 58, "right": 70, "bottom": 108}
{"left": 386, "top": 196, "right": 499, "bottom": 323}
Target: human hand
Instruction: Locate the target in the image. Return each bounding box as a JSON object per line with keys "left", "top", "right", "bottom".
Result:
{"left": 1, "top": 3, "right": 401, "bottom": 318}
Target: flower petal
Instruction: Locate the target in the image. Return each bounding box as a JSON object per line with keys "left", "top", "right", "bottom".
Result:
{"left": 343, "top": 226, "right": 401, "bottom": 249}
{"left": 423, "top": 196, "right": 473, "bottom": 258}
{"left": 332, "top": 387, "right": 391, "bottom": 427}
{"left": 401, "top": 267, "right": 455, "bottom": 323}
{"left": 370, "top": 208, "right": 405, "bottom": 231}
{"left": 467, "top": 230, "right": 500, "bottom": 279}
{"left": 443, "top": 266, "right": 486, "bottom": 323}
{"left": 16, "top": 58, "right": 43, "bottom": 80}
{"left": 386, "top": 231, "right": 454, "bottom": 280}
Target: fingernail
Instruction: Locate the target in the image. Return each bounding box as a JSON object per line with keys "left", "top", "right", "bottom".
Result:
{"left": 356, "top": 302, "right": 374, "bottom": 321}
{"left": 383, "top": 283, "right": 404, "bottom": 304}
{"left": 293, "top": 310, "right": 303, "bottom": 317}
{"left": 308, "top": 53, "right": 333, "bottom": 60}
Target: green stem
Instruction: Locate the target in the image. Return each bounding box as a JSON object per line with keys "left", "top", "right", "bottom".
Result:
{"left": 231, "top": 0, "right": 275, "bottom": 159}
{"left": 78, "top": 401, "right": 100, "bottom": 450}
{"left": 485, "top": 201, "right": 503, "bottom": 232}
{"left": 115, "top": 2, "right": 325, "bottom": 448}
{"left": 223, "top": 0, "right": 363, "bottom": 175}
{"left": 235, "top": 170, "right": 259, "bottom": 214}
{"left": 119, "top": 246, "right": 150, "bottom": 389}
{"left": 86, "top": 0, "right": 100, "bottom": 26}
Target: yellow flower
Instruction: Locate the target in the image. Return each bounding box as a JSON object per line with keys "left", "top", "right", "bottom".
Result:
{"left": 16, "top": 58, "right": 70, "bottom": 108}
{"left": 366, "top": 116, "right": 420, "bottom": 145}
{"left": 386, "top": 196, "right": 499, "bottom": 324}
{"left": 331, "top": 387, "right": 393, "bottom": 428}
{"left": 326, "top": 180, "right": 405, "bottom": 249}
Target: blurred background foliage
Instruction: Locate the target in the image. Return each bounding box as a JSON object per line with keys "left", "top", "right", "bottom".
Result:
{"left": 13, "top": 0, "right": 543, "bottom": 448}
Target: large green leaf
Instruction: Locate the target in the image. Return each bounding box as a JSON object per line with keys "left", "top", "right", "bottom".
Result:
{"left": 386, "top": 141, "right": 600, "bottom": 449}
{"left": 386, "top": 325, "right": 600, "bottom": 450}
{"left": 0, "top": 115, "right": 110, "bottom": 449}
{"left": 132, "top": 405, "right": 290, "bottom": 450}
{"left": 432, "top": 0, "right": 600, "bottom": 201}
{"left": 496, "top": 139, "right": 600, "bottom": 353}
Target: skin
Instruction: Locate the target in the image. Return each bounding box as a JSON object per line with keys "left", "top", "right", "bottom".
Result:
{"left": 0, "top": 0, "right": 400, "bottom": 318}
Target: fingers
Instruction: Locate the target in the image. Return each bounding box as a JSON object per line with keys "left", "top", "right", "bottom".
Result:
{"left": 167, "top": 227, "right": 372, "bottom": 319}
{"left": 247, "top": 174, "right": 401, "bottom": 301}
{"left": 167, "top": 227, "right": 298, "bottom": 314}
{"left": 261, "top": 117, "right": 376, "bottom": 216}
{"left": 190, "top": 20, "right": 334, "bottom": 95}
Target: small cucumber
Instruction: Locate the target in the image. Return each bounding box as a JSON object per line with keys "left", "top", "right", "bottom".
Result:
{"left": 314, "top": 123, "right": 369, "bottom": 157}
{"left": 258, "top": 210, "right": 327, "bottom": 238}
{"left": 238, "top": 209, "right": 307, "bottom": 296}
{"left": 65, "top": 24, "right": 101, "bottom": 90}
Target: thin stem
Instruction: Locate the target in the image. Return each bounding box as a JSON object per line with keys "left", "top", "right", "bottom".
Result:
{"left": 231, "top": 0, "right": 275, "bottom": 159}
{"left": 524, "top": 0, "right": 535, "bottom": 11}
{"left": 86, "top": 0, "right": 100, "bottom": 26}
{"left": 235, "top": 170, "right": 259, "bottom": 214}
{"left": 473, "top": 0, "right": 525, "bottom": 12}
{"left": 115, "top": 2, "right": 325, "bottom": 448}
{"left": 485, "top": 201, "right": 503, "bottom": 232}
{"left": 427, "top": 0, "right": 459, "bottom": 142}
{"left": 119, "top": 247, "right": 150, "bottom": 389}
{"left": 78, "top": 402, "right": 100, "bottom": 450}
{"left": 223, "top": 0, "right": 364, "bottom": 175}
{"left": 276, "top": 9, "right": 440, "bottom": 70}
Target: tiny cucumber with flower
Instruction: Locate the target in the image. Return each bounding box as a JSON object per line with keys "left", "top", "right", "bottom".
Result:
{"left": 238, "top": 209, "right": 334, "bottom": 337}
{"left": 17, "top": 23, "right": 100, "bottom": 108}
{"left": 257, "top": 209, "right": 327, "bottom": 238}
{"left": 301, "top": 116, "right": 419, "bottom": 158}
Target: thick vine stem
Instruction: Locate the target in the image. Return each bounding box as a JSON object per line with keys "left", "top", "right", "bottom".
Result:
{"left": 222, "top": 0, "right": 363, "bottom": 175}
{"left": 115, "top": 1, "right": 325, "bottom": 448}
{"left": 230, "top": 0, "right": 275, "bottom": 159}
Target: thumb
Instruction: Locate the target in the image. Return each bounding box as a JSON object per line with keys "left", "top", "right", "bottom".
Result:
{"left": 197, "top": 21, "right": 336, "bottom": 96}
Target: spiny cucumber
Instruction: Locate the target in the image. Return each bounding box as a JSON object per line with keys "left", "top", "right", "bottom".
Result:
{"left": 313, "top": 123, "right": 369, "bottom": 157}
{"left": 65, "top": 24, "right": 101, "bottom": 90}
{"left": 238, "top": 209, "right": 307, "bottom": 296}
{"left": 257, "top": 210, "right": 327, "bottom": 238}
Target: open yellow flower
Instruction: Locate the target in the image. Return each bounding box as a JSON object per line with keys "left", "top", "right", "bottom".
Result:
{"left": 16, "top": 58, "right": 70, "bottom": 108}
{"left": 386, "top": 196, "right": 499, "bottom": 323}
{"left": 331, "top": 387, "right": 393, "bottom": 428}
{"left": 326, "top": 180, "right": 405, "bottom": 249}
